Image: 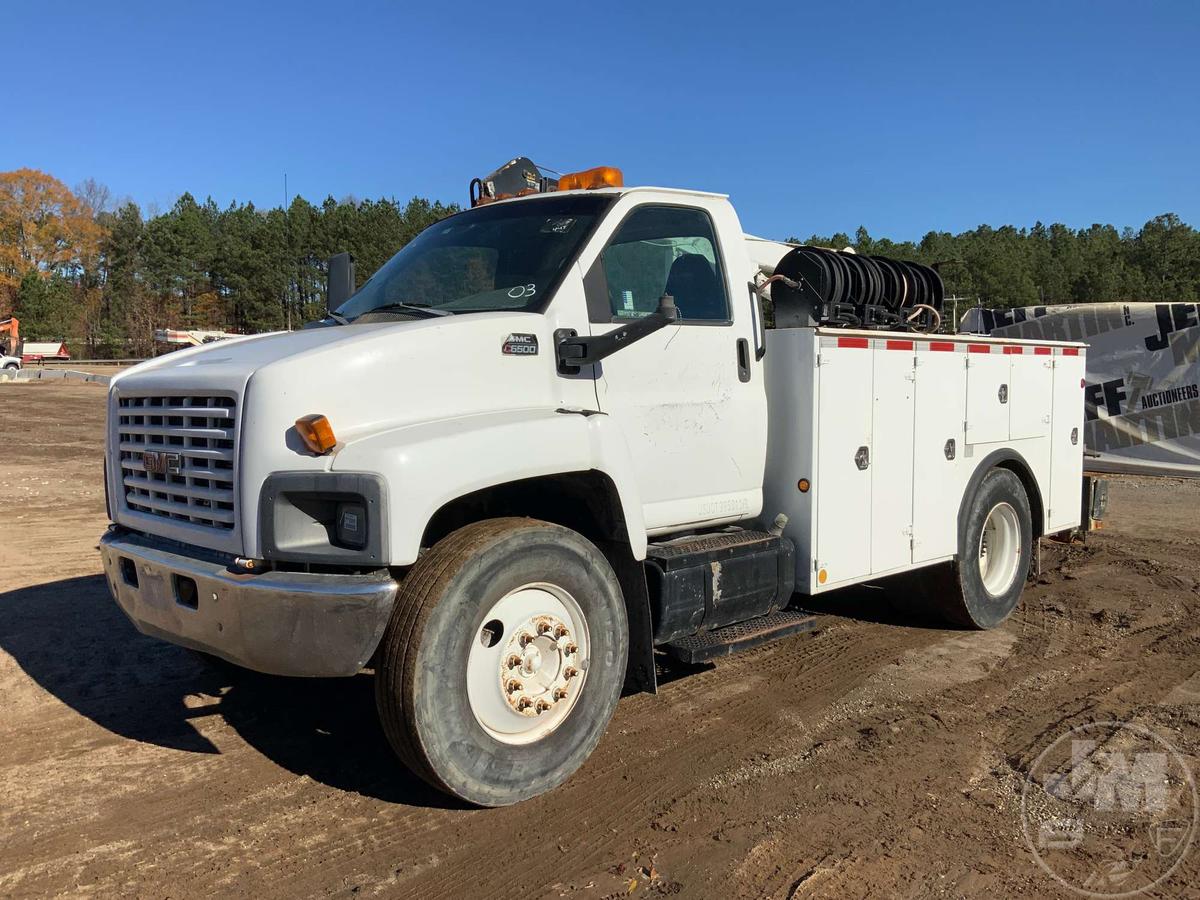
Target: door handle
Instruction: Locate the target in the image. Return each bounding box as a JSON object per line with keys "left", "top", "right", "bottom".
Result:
{"left": 736, "top": 338, "right": 751, "bottom": 383}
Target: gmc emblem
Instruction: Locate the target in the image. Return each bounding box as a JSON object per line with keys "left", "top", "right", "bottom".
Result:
{"left": 143, "top": 450, "right": 182, "bottom": 475}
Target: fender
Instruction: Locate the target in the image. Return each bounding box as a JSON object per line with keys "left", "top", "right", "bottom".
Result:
{"left": 331, "top": 407, "right": 648, "bottom": 566}
{"left": 957, "top": 447, "right": 1047, "bottom": 541}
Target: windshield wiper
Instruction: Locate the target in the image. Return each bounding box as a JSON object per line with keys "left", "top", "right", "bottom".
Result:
{"left": 327, "top": 311, "right": 351, "bottom": 325}
{"left": 370, "top": 302, "right": 454, "bottom": 318}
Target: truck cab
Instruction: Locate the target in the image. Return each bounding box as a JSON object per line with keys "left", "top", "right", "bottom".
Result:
{"left": 100, "top": 164, "right": 1084, "bottom": 806}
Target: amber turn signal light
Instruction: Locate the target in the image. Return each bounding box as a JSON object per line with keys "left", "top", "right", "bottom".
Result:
{"left": 295, "top": 414, "right": 337, "bottom": 454}
{"left": 557, "top": 166, "right": 623, "bottom": 192}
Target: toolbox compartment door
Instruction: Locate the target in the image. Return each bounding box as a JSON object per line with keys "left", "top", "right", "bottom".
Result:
{"left": 1009, "top": 351, "right": 1053, "bottom": 440}
{"left": 966, "top": 350, "right": 1011, "bottom": 444}
{"left": 912, "top": 350, "right": 967, "bottom": 563}
{"left": 815, "top": 342, "right": 873, "bottom": 585}
{"left": 870, "top": 347, "right": 916, "bottom": 573}
{"left": 1048, "top": 352, "right": 1086, "bottom": 531}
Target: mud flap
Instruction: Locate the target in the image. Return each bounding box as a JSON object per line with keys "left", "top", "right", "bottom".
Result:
{"left": 598, "top": 538, "right": 657, "bottom": 695}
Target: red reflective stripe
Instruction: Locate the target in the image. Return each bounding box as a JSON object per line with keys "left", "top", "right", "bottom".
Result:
{"left": 1034, "top": 347, "right": 1052, "bottom": 355}
{"left": 838, "top": 337, "right": 869, "bottom": 348}
{"left": 1063, "top": 347, "right": 1080, "bottom": 356}
{"left": 930, "top": 341, "right": 955, "bottom": 352}
{"left": 968, "top": 344, "right": 991, "bottom": 354}
{"left": 886, "top": 339, "right": 914, "bottom": 351}
{"left": 1003, "top": 346, "right": 1023, "bottom": 354}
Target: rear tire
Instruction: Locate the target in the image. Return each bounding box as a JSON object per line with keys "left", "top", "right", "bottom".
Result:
{"left": 895, "top": 467, "right": 1033, "bottom": 629}
{"left": 375, "top": 517, "right": 629, "bottom": 806}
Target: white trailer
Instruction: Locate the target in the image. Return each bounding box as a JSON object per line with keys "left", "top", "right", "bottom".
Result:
{"left": 99, "top": 163, "right": 1085, "bottom": 805}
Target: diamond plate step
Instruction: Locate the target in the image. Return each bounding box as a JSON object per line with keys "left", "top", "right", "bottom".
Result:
{"left": 661, "top": 608, "right": 820, "bottom": 664}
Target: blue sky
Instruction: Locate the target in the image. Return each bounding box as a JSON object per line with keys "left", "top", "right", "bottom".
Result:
{"left": 2, "top": 0, "right": 1197, "bottom": 241}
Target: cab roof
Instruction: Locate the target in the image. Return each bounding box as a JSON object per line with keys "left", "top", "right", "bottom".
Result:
{"left": 490, "top": 184, "right": 729, "bottom": 206}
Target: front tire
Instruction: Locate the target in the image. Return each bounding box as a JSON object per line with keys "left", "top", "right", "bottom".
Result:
{"left": 375, "top": 518, "right": 629, "bottom": 806}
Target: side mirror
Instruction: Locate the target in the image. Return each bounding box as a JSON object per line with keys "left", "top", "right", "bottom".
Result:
{"left": 327, "top": 252, "right": 356, "bottom": 312}
{"left": 555, "top": 294, "right": 679, "bottom": 374}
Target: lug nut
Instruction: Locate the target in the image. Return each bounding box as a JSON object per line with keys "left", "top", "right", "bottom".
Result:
{"left": 517, "top": 696, "right": 533, "bottom": 711}
{"left": 564, "top": 643, "right": 578, "bottom": 656}
{"left": 564, "top": 666, "right": 579, "bottom": 680}
{"left": 537, "top": 621, "right": 553, "bottom": 635}
{"left": 506, "top": 654, "right": 521, "bottom": 669}
{"left": 535, "top": 699, "right": 553, "bottom": 714}
{"left": 554, "top": 624, "right": 569, "bottom": 638}
{"left": 519, "top": 632, "right": 534, "bottom": 647}
{"left": 553, "top": 687, "right": 569, "bottom": 701}
{"left": 506, "top": 679, "right": 523, "bottom": 694}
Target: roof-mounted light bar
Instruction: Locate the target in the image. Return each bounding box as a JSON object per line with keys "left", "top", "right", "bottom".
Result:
{"left": 556, "top": 166, "right": 623, "bottom": 192}
{"left": 470, "top": 158, "right": 623, "bottom": 206}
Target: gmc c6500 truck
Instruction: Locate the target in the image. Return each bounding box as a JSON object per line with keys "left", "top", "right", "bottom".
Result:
{"left": 100, "top": 160, "right": 1085, "bottom": 806}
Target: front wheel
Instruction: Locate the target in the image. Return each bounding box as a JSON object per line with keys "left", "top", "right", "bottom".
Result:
{"left": 375, "top": 518, "right": 629, "bottom": 806}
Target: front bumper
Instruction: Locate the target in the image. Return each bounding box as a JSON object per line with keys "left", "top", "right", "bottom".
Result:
{"left": 99, "top": 530, "right": 398, "bottom": 677}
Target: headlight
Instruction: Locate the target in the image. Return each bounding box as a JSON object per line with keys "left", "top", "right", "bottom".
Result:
{"left": 259, "top": 472, "right": 387, "bottom": 564}
{"left": 336, "top": 501, "right": 368, "bottom": 549}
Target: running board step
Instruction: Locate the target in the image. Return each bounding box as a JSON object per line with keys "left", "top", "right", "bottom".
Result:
{"left": 662, "top": 608, "right": 820, "bottom": 664}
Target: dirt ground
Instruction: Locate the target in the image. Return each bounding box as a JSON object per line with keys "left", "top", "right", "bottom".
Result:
{"left": 2, "top": 379, "right": 1199, "bottom": 899}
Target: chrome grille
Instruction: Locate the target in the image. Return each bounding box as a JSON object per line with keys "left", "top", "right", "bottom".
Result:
{"left": 117, "top": 394, "right": 237, "bottom": 531}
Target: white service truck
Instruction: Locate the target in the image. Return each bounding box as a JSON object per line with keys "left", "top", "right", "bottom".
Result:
{"left": 100, "top": 161, "right": 1086, "bottom": 806}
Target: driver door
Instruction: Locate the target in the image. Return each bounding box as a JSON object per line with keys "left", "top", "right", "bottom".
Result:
{"left": 585, "top": 202, "right": 766, "bottom": 532}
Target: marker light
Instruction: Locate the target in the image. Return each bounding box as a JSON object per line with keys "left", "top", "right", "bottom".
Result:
{"left": 557, "top": 166, "right": 624, "bottom": 192}
{"left": 295, "top": 414, "right": 337, "bottom": 454}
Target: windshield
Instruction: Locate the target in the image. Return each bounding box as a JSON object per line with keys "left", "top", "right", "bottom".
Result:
{"left": 336, "top": 194, "right": 612, "bottom": 320}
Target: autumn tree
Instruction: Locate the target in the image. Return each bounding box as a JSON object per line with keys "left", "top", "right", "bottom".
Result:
{"left": 0, "top": 169, "right": 104, "bottom": 314}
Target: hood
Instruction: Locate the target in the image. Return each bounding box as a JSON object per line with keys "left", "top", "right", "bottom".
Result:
{"left": 109, "top": 311, "right": 578, "bottom": 557}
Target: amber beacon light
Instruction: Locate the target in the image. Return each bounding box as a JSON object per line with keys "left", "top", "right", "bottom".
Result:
{"left": 295, "top": 414, "right": 337, "bottom": 454}
{"left": 557, "top": 166, "right": 623, "bottom": 192}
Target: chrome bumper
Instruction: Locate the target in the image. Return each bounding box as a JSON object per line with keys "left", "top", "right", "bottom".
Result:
{"left": 99, "top": 530, "right": 398, "bottom": 677}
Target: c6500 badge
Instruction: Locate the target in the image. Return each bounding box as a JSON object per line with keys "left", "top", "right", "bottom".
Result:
{"left": 502, "top": 333, "right": 539, "bottom": 356}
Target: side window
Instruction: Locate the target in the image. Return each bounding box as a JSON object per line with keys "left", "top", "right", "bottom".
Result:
{"left": 600, "top": 206, "right": 730, "bottom": 322}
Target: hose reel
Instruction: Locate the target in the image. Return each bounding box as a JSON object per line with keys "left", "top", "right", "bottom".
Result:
{"left": 768, "top": 246, "right": 945, "bottom": 332}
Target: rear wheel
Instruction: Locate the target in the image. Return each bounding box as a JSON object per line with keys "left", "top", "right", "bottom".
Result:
{"left": 375, "top": 518, "right": 628, "bottom": 806}
{"left": 895, "top": 467, "right": 1033, "bottom": 629}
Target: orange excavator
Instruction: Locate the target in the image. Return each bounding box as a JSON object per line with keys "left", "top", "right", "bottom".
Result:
{"left": 0, "top": 316, "right": 19, "bottom": 358}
